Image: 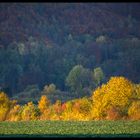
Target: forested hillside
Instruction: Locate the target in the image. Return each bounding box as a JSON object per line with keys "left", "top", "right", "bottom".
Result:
{"left": 0, "top": 3, "right": 140, "bottom": 104}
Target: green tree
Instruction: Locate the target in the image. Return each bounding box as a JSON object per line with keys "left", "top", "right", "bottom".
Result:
{"left": 42, "top": 84, "right": 56, "bottom": 95}
{"left": 66, "top": 65, "right": 93, "bottom": 95}
{"left": 93, "top": 67, "right": 105, "bottom": 86}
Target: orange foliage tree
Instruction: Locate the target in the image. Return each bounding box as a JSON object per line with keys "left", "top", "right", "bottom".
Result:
{"left": 49, "top": 100, "right": 63, "bottom": 120}
{"left": 61, "top": 100, "right": 74, "bottom": 120}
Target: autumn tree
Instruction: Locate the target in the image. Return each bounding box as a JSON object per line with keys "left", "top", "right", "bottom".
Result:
{"left": 53, "top": 100, "right": 62, "bottom": 115}
{"left": 7, "top": 104, "right": 21, "bottom": 121}
{"left": 0, "top": 92, "right": 11, "bottom": 121}
{"left": 91, "top": 76, "right": 134, "bottom": 120}
{"left": 72, "top": 97, "right": 92, "bottom": 120}
{"left": 21, "top": 101, "right": 40, "bottom": 121}
{"left": 48, "top": 100, "right": 63, "bottom": 120}
{"left": 128, "top": 101, "right": 140, "bottom": 120}
{"left": 61, "top": 100, "right": 74, "bottom": 120}
{"left": 60, "top": 97, "right": 92, "bottom": 121}
{"left": 38, "top": 95, "right": 50, "bottom": 120}
{"left": 128, "top": 84, "right": 140, "bottom": 120}
{"left": 38, "top": 95, "right": 50, "bottom": 112}
{"left": 131, "top": 84, "right": 140, "bottom": 100}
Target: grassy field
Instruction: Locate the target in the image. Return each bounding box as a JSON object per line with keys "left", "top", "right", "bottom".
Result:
{"left": 0, "top": 120, "right": 140, "bottom": 137}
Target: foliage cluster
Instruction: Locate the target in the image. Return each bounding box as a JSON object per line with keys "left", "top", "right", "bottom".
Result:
{"left": 0, "top": 76, "right": 140, "bottom": 121}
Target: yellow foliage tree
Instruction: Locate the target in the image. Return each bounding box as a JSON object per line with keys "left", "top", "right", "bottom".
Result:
{"left": 21, "top": 101, "right": 39, "bottom": 121}
{"left": 91, "top": 76, "right": 134, "bottom": 120}
{"left": 50, "top": 100, "right": 63, "bottom": 120}
{"left": 131, "top": 84, "right": 140, "bottom": 99}
{"left": 128, "top": 84, "right": 140, "bottom": 120}
{"left": 38, "top": 95, "right": 50, "bottom": 120}
{"left": 38, "top": 95, "right": 50, "bottom": 112}
{"left": 128, "top": 101, "right": 140, "bottom": 120}
{"left": 61, "top": 100, "right": 74, "bottom": 120}
{"left": 0, "top": 92, "right": 11, "bottom": 121}
{"left": 61, "top": 97, "right": 92, "bottom": 121}
{"left": 7, "top": 105, "right": 21, "bottom": 121}
{"left": 72, "top": 97, "right": 92, "bottom": 120}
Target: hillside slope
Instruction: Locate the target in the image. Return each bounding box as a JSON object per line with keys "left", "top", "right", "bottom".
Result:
{"left": 0, "top": 3, "right": 140, "bottom": 46}
{"left": 0, "top": 3, "right": 140, "bottom": 101}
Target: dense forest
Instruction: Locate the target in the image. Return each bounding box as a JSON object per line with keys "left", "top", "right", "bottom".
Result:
{"left": 0, "top": 3, "right": 140, "bottom": 105}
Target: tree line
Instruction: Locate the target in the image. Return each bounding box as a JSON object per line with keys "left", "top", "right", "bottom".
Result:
{"left": 0, "top": 76, "right": 140, "bottom": 121}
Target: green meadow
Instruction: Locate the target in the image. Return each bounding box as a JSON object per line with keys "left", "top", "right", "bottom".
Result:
{"left": 0, "top": 120, "right": 140, "bottom": 137}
